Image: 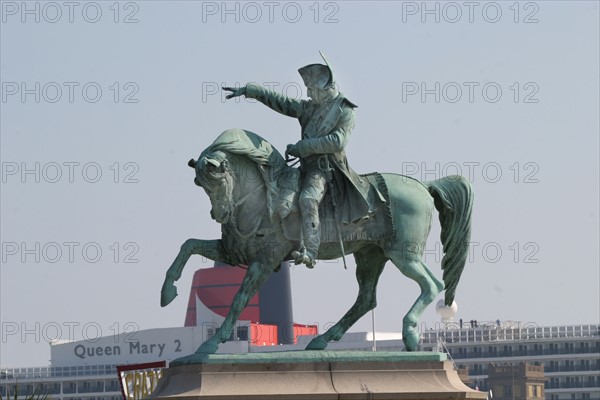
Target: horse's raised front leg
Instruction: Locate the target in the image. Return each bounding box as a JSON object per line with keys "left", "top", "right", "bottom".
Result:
{"left": 306, "top": 246, "right": 387, "bottom": 350}
{"left": 195, "top": 260, "right": 274, "bottom": 354}
{"left": 161, "top": 239, "right": 227, "bottom": 307}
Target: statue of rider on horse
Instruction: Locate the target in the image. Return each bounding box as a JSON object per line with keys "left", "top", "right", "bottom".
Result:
{"left": 161, "top": 53, "right": 474, "bottom": 359}
{"left": 223, "top": 51, "right": 381, "bottom": 269}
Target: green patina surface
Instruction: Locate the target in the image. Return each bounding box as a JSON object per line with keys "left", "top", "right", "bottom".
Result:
{"left": 161, "top": 54, "right": 474, "bottom": 358}
{"left": 171, "top": 351, "right": 446, "bottom": 366}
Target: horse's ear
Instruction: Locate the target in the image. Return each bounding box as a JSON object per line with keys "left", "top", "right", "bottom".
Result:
{"left": 188, "top": 159, "right": 197, "bottom": 169}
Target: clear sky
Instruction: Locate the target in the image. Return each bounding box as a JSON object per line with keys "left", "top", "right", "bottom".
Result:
{"left": 1, "top": 1, "right": 598, "bottom": 367}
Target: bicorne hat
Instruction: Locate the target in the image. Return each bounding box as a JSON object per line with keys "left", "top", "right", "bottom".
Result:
{"left": 298, "top": 51, "right": 335, "bottom": 90}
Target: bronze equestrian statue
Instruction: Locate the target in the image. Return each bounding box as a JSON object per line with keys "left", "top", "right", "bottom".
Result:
{"left": 161, "top": 54, "right": 473, "bottom": 358}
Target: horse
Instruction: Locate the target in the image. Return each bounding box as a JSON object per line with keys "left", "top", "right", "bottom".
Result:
{"left": 160, "top": 129, "right": 473, "bottom": 355}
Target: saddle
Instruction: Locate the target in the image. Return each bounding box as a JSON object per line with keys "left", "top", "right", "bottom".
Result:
{"left": 278, "top": 172, "right": 395, "bottom": 243}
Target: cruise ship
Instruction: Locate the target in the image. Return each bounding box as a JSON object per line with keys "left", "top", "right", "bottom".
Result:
{"left": 418, "top": 322, "right": 600, "bottom": 400}
{"left": 1, "top": 324, "right": 598, "bottom": 400}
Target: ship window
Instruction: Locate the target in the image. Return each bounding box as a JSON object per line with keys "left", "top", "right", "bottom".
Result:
{"left": 514, "top": 385, "right": 521, "bottom": 397}
{"left": 494, "top": 386, "right": 503, "bottom": 397}
{"left": 237, "top": 326, "right": 249, "bottom": 341}
{"left": 527, "top": 385, "right": 542, "bottom": 397}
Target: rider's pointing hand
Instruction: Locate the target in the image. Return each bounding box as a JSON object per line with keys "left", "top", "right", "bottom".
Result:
{"left": 222, "top": 86, "right": 246, "bottom": 100}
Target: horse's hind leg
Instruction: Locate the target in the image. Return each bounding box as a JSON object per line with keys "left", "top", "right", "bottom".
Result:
{"left": 306, "top": 246, "right": 387, "bottom": 350}
{"left": 386, "top": 248, "right": 443, "bottom": 351}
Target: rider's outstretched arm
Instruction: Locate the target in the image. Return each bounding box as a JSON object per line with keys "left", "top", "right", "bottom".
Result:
{"left": 245, "top": 83, "right": 305, "bottom": 118}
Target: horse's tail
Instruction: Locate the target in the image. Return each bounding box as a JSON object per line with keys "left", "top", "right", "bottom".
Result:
{"left": 425, "top": 175, "right": 474, "bottom": 306}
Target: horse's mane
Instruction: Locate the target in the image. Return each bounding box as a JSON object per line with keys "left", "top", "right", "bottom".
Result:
{"left": 201, "top": 129, "right": 286, "bottom": 172}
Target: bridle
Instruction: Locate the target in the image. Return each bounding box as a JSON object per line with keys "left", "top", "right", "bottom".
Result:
{"left": 201, "top": 156, "right": 266, "bottom": 239}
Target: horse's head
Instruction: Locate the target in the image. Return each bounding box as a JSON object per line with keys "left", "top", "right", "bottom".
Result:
{"left": 189, "top": 150, "right": 234, "bottom": 224}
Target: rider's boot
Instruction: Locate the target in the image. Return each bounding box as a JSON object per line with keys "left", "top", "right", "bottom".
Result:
{"left": 292, "top": 199, "right": 320, "bottom": 268}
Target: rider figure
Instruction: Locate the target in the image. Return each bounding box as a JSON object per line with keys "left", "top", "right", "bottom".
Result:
{"left": 223, "top": 52, "right": 371, "bottom": 268}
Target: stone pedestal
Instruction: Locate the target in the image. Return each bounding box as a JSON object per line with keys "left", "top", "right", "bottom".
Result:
{"left": 149, "top": 351, "right": 487, "bottom": 400}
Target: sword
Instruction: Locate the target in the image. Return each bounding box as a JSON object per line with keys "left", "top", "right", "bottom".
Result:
{"left": 285, "top": 148, "right": 305, "bottom": 263}
{"left": 318, "top": 155, "right": 347, "bottom": 269}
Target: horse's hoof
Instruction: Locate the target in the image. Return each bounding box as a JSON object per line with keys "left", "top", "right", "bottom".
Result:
{"left": 170, "top": 353, "right": 206, "bottom": 366}
{"left": 402, "top": 329, "right": 420, "bottom": 351}
{"left": 161, "top": 281, "right": 178, "bottom": 307}
{"left": 195, "top": 341, "right": 219, "bottom": 354}
{"left": 305, "top": 336, "right": 328, "bottom": 350}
